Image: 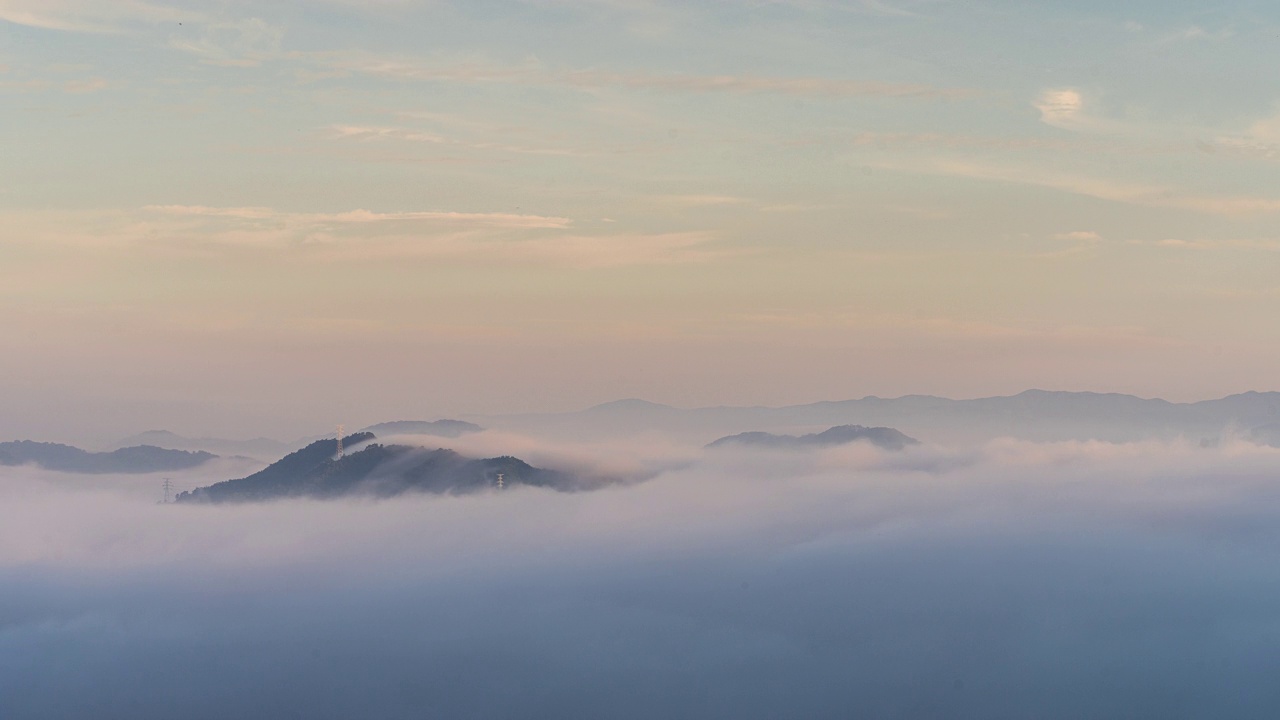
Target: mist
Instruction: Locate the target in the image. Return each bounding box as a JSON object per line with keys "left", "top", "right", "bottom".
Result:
{"left": 5, "top": 438, "right": 1280, "bottom": 719}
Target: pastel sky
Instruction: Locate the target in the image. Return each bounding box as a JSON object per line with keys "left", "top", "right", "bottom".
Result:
{"left": 3, "top": 0, "right": 1280, "bottom": 441}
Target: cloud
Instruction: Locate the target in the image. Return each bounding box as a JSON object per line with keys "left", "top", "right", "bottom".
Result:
{"left": 1032, "top": 88, "right": 1133, "bottom": 135}
{"left": 0, "top": 2, "right": 279, "bottom": 68}
{"left": 562, "top": 69, "right": 966, "bottom": 98}
{"left": 656, "top": 194, "right": 749, "bottom": 207}
{"left": 733, "top": 310, "right": 1175, "bottom": 352}
{"left": 0, "top": 0, "right": 196, "bottom": 33}
{"left": 62, "top": 77, "right": 108, "bottom": 93}
{"left": 308, "top": 52, "right": 970, "bottom": 99}
{"left": 869, "top": 156, "right": 1280, "bottom": 215}
{"left": 6, "top": 439, "right": 1280, "bottom": 717}
{"left": 758, "top": 203, "right": 835, "bottom": 213}
{"left": 1031, "top": 89, "right": 1192, "bottom": 138}
{"left": 5, "top": 206, "right": 728, "bottom": 268}
{"left": 1155, "top": 24, "right": 1233, "bottom": 44}
{"left": 1204, "top": 105, "right": 1280, "bottom": 161}
{"left": 1034, "top": 88, "right": 1086, "bottom": 129}
{"left": 847, "top": 131, "right": 1079, "bottom": 152}
{"left": 1054, "top": 231, "right": 1102, "bottom": 242}
{"left": 494, "top": 230, "right": 727, "bottom": 267}
{"left": 144, "top": 205, "right": 575, "bottom": 230}
{"left": 1129, "top": 237, "right": 1280, "bottom": 252}
{"left": 329, "top": 124, "right": 580, "bottom": 156}
{"left": 167, "top": 17, "right": 283, "bottom": 67}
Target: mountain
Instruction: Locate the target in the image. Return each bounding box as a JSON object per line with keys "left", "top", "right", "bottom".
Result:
{"left": 176, "top": 433, "right": 574, "bottom": 503}
{"left": 474, "top": 390, "right": 1280, "bottom": 445}
{"left": 111, "top": 431, "right": 295, "bottom": 461}
{"left": 0, "top": 441, "right": 216, "bottom": 474}
{"left": 707, "top": 425, "right": 919, "bottom": 451}
{"left": 585, "top": 399, "right": 680, "bottom": 415}
{"left": 115, "top": 420, "right": 484, "bottom": 462}
{"left": 359, "top": 420, "right": 483, "bottom": 438}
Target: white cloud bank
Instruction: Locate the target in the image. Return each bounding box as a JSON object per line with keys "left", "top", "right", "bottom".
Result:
{"left": 4, "top": 437, "right": 1280, "bottom": 718}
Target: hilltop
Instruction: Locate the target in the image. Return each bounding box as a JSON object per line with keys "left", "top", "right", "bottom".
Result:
{"left": 0, "top": 441, "right": 216, "bottom": 474}
{"left": 115, "top": 419, "right": 484, "bottom": 462}
{"left": 707, "top": 425, "right": 919, "bottom": 451}
{"left": 359, "top": 419, "right": 483, "bottom": 438}
{"left": 176, "top": 432, "right": 573, "bottom": 503}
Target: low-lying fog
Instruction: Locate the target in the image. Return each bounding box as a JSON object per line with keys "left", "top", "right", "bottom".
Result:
{"left": 5, "top": 437, "right": 1280, "bottom": 719}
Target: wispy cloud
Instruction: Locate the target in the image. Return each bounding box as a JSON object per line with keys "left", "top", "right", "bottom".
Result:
{"left": 144, "top": 205, "right": 575, "bottom": 230}
{"left": 1202, "top": 105, "right": 1280, "bottom": 161}
{"left": 328, "top": 124, "right": 579, "bottom": 156}
{"left": 849, "top": 131, "right": 1079, "bottom": 152}
{"left": 736, "top": 309, "right": 1178, "bottom": 350}
{"left": 0, "top": 0, "right": 196, "bottom": 33}
{"left": 10, "top": 206, "right": 730, "bottom": 269}
{"left": 655, "top": 194, "right": 748, "bottom": 207}
{"left": 63, "top": 77, "right": 108, "bottom": 93}
{"left": 1155, "top": 24, "right": 1234, "bottom": 44}
{"left": 1128, "top": 237, "right": 1280, "bottom": 251}
{"left": 308, "top": 52, "right": 970, "bottom": 99}
{"left": 562, "top": 69, "right": 965, "bottom": 98}
{"left": 870, "top": 157, "right": 1280, "bottom": 215}
{"left": 167, "top": 17, "right": 282, "bottom": 67}
{"left": 1054, "top": 231, "right": 1103, "bottom": 243}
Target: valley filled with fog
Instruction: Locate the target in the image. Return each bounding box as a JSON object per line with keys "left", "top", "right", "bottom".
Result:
{"left": 5, "top": 432, "right": 1280, "bottom": 719}
{"left": 9, "top": 0, "right": 1280, "bottom": 716}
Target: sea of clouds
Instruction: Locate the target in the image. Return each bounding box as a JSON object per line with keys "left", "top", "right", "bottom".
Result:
{"left": 4, "top": 438, "right": 1280, "bottom": 719}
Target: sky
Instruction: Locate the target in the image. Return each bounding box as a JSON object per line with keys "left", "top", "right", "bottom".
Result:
{"left": 4, "top": 0, "right": 1280, "bottom": 441}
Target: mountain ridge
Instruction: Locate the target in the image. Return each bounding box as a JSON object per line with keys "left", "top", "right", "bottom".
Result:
{"left": 0, "top": 440, "right": 216, "bottom": 474}
{"left": 473, "top": 390, "right": 1280, "bottom": 444}
{"left": 707, "top": 425, "right": 919, "bottom": 451}
{"left": 176, "top": 433, "right": 575, "bottom": 503}
{"left": 114, "top": 419, "right": 485, "bottom": 461}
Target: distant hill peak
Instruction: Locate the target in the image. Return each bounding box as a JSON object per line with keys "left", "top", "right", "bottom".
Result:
{"left": 707, "top": 425, "right": 918, "bottom": 451}
{"left": 177, "top": 432, "right": 577, "bottom": 503}
{"left": 587, "top": 399, "right": 677, "bottom": 412}
{"left": 359, "top": 419, "right": 483, "bottom": 438}
{"left": 0, "top": 440, "right": 216, "bottom": 474}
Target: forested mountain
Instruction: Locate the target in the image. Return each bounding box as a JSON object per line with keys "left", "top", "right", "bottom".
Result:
{"left": 359, "top": 420, "right": 483, "bottom": 438}
{"left": 0, "top": 441, "right": 215, "bottom": 473}
{"left": 707, "top": 425, "right": 918, "bottom": 450}
{"left": 176, "top": 433, "right": 573, "bottom": 503}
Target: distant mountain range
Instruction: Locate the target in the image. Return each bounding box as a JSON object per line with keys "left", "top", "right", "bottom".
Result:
{"left": 475, "top": 391, "right": 1280, "bottom": 445}
{"left": 0, "top": 441, "right": 216, "bottom": 474}
{"left": 708, "top": 425, "right": 918, "bottom": 451}
{"left": 360, "top": 420, "right": 483, "bottom": 438}
{"left": 112, "top": 431, "right": 294, "bottom": 461}
{"left": 176, "top": 432, "right": 573, "bottom": 503}
{"left": 115, "top": 419, "right": 484, "bottom": 461}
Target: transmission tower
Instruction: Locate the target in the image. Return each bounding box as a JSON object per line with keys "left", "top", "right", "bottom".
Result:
{"left": 336, "top": 424, "right": 345, "bottom": 458}
{"left": 161, "top": 478, "right": 173, "bottom": 504}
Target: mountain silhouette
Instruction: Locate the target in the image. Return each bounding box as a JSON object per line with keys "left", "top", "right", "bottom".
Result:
{"left": 707, "top": 425, "right": 918, "bottom": 451}
{"left": 480, "top": 390, "right": 1280, "bottom": 444}
{"left": 176, "top": 433, "right": 573, "bottom": 503}
{"left": 0, "top": 441, "right": 216, "bottom": 474}
{"left": 359, "top": 419, "right": 483, "bottom": 438}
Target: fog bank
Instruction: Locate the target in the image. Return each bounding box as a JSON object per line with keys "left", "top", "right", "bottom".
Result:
{"left": 4, "top": 440, "right": 1280, "bottom": 719}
